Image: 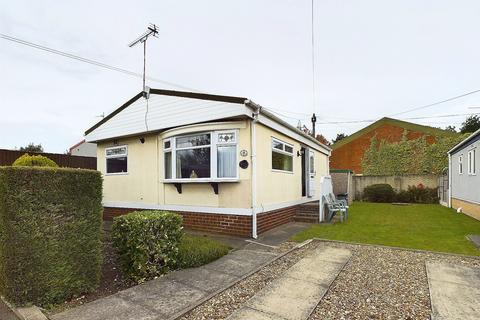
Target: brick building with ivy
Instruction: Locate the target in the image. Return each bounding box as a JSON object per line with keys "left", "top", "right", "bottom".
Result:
{"left": 330, "top": 117, "right": 458, "bottom": 174}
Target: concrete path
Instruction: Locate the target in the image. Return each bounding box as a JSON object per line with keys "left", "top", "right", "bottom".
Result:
{"left": 426, "top": 261, "right": 480, "bottom": 320}
{"left": 467, "top": 234, "right": 480, "bottom": 249}
{"left": 52, "top": 249, "right": 278, "bottom": 320}
{"left": 227, "top": 247, "right": 351, "bottom": 320}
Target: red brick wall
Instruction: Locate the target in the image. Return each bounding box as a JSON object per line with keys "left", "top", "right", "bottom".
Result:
{"left": 104, "top": 204, "right": 300, "bottom": 237}
{"left": 103, "top": 207, "right": 252, "bottom": 236}
{"left": 257, "top": 205, "right": 297, "bottom": 234}
{"left": 330, "top": 124, "right": 437, "bottom": 173}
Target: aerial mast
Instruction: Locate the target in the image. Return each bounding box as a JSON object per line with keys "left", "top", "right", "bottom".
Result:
{"left": 128, "top": 24, "right": 159, "bottom": 97}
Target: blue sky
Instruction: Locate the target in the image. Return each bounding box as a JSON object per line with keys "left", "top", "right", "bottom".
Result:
{"left": 1, "top": 0, "right": 480, "bottom": 152}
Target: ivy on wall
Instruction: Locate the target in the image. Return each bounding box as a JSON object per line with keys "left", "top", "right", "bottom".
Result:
{"left": 361, "top": 131, "right": 467, "bottom": 175}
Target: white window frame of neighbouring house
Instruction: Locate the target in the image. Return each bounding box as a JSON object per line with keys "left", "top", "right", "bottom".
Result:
{"left": 105, "top": 145, "right": 128, "bottom": 175}
{"left": 467, "top": 148, "right": 476, "bottom": 175}
{"left": 458, "top": 154, "right": 463, "bottom": 174}
{"left": 163, "top": 130, "right": 239, "bottom": 182}
{"left": 271, "top": 137, "right": 294, "bottom": 173}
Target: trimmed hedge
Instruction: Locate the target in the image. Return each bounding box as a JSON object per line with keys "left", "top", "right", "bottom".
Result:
{"left": 363, "top": 183, "right": 439, "bottom": 204}
{"left": 0, "top": 166, "right": 103, "bottom": 306}
{"left": 12, "top": 153, "right": 58, "bottom": 167}
{"left": 363, "top": 184, "right": 396, "bottom": 203}
{"left": 112, "top": 211, "right": 183, "bottom": 283}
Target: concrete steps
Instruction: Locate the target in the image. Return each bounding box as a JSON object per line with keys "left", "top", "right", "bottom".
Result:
{"left": 294, "top": 202, "right": 320, "bottom": 223}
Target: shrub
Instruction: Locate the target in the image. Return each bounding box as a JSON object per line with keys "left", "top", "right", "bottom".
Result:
{"left": 12, "top": 153, "right": 58, "bottom": 167}
{"left": 395, "top": 190, "right": 413, "bottom": 203}
{"left": 112, "top": 211, "right": 183, "bottom": 283}
{"left": 176, "top": 235, "right": 230, "bottom": 269}
{"left": 405, "top": 184, "right": 439, "bottom": 204}
{"left": 363, "top": 184, "right": 396, "bottom": 202}
{"left": 0, "top": 167, "right": 103, "bottom": 306}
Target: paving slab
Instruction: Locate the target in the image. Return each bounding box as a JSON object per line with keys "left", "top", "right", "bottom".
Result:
{"left": 426, "top": 261, "right": 480, "bottom": 320}
{"left": 203, "top": 249, "right": 277, "bottom": 276}
{"left": 166, "top": 266, "right": 239, "bottom": 293}
{"left": 52, "top": 248, "right": 279, "bottom": 320}
{"left": 467, "top": 234, "right": 480, "bottom": 249}
{"left": 227, "top": 247, "right": 351, "bottom": 320}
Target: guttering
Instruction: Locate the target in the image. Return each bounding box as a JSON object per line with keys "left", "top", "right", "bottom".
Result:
{"left": 246, "top": 100, "right": 261, "bottom": 239}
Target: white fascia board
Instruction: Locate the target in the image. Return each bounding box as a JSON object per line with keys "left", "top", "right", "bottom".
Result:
{"left": 257, "top": 114, "right": 331, "bottom": 155}
{"left": 448, "top": 128, "right": 480, "bottom": 154}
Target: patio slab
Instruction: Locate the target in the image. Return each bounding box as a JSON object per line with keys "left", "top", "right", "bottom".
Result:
{"left": 227, "top": 247, "right": 351, "bottom": 320}
{"left": 467, "top": 234, "right": 480, "bottom": 249}
{"left": 426, "top": 261, "right": 480, "bottom": 320}
{"left": 52, "top": 248, "right": 280, "bottom": 320}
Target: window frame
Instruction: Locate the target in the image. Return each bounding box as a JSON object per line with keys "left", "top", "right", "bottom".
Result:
{"left": 163, "top": 130, "right": 239, "bottom": 182}
{"left": 459, "top": 154, "right": 463, "bottom": 175}
{"left": 468, "top": 148, "right": 476, "bottom": 175}
{"left": 271, "top": 137, "right": 294, "bottom": 173}
{"left": 105, "top": 145, "right": 128, "bottom": 175}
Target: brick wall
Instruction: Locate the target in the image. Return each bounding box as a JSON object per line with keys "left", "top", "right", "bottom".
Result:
{"left": 452, "top": 198, "right": 480, "bottom": 221}
{"left": 104, "top": 204, "right": 304, "bottom": 237}
{"left": 257, "top": 205, "right": 297, "bottom": 234}
{"left": 103, "top": 207, "right": 252, "bottom": 236}
{"left": 331, "top": 123, "right": 437, "bottom": 173}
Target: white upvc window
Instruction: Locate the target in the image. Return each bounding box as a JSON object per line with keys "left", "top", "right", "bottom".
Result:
{"left": 105, "top": 145, "right": 128, "bottom": 175}
{"left": 163, "top": 130, "right": 238, "bottom": 181}
{"left": 271, "top": 137, "right": 293, "bottom": 173}
{"left": 459, "top": 155, "right": 463, "bottom": 174}
{"left": 468, "top": 148, "right": 476, "bottom": 175}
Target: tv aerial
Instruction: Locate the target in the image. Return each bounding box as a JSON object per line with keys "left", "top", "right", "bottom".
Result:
{"left": 128, "top": 24, "right": 159, "bottom": 97}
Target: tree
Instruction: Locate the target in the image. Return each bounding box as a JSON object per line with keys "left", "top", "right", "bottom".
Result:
{"left": 444, "top": 125, "right": 457, "bottom": 133}
{"left": 460, "top": 115, "right": 480, "bottom": 134}
{"left": 19, "top": 143, "right": 43, "bottom": 153}
{"left": 331, "top": 133, "right": 348, "bottom": 144}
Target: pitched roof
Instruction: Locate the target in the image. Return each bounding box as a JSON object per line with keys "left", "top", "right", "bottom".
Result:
{"left": 331, "top": 117, "right": 458, "bottom": 149}
{"left": 448, "top": 128, "right": 480, "bottom": 154}
{"left": 83, "top": 88, "right": 331, "bottom": 153}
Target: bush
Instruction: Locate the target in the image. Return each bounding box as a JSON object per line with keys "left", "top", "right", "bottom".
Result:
{"left": 12, "top": 153, "right": 58, "bottom": 167}
{"left": 404, "top": 184, "right": 439, "bottom": 204}
{"left": 395, "top": 190, "right": 414, "bottom": 203}
{"left": 0, "top": 167, "right": 103, "bottom": 306}
{"left": 112, "top": 211, "right": 183, "bottom": 283}
{"left": 363, "top": 184, "right": 396, "bottom": 202}
{"left": 176, "top": 235, "right": 230, "bottom": 269}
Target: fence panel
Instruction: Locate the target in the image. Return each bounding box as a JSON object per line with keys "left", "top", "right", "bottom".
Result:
{"left": 0, "top": 149, "right": 96, "bottom": 170}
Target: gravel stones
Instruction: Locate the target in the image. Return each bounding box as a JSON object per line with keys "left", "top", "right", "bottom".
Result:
{"left": 179, "top": 240, "right": 480, "bottom": 320}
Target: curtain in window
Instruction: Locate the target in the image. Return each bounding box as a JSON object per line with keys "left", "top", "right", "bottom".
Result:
{"left": 217, "top": 145, "right": 236, "bottom": 178}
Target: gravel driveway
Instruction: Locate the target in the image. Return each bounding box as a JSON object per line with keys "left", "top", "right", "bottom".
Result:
{"left": 179, "top": 240, "right": 480, "bottom": 320}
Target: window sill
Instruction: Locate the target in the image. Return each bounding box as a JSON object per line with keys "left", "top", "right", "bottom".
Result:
{"left": 105, "top": 172, "right": 128, "bottom": 176}
{"left": 163, "top": 178, "right": 239, "bottom": 183}
{"left": 271, "top": 169, "right": 294, "bottom": 174}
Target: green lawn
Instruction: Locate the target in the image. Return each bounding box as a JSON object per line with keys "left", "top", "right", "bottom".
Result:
{"left": 176, "top": 234, "right": 231, "bottom": 269}
{"left": 292, "top": 202, "right": 480, "bottom": 256}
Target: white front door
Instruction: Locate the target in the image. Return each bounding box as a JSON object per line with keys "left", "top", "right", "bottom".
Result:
{"left": 308, "top": 150, "right": 315, "bottom": 197}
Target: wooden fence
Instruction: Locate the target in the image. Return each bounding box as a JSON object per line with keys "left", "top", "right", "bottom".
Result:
{"left": 0, "top": 149, "right": 96, "bottom": 170}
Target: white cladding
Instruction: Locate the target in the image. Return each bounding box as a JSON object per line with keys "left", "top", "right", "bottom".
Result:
{"left": 85, "top": 94, "right": 250, "bottom": 142}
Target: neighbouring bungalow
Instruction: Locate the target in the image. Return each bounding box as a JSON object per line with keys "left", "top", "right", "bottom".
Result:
{"left": 330, "top": 117, "right": 458, "bottom": 173}
{"left": 84, "top": 89, "right": 331, "bottom": 237}
{"left": 448, "top": 128, "right": 479, "bottom": 220}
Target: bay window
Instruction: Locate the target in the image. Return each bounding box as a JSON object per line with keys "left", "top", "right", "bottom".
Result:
{"left": 272, "top": 138, "right": 293, "bottom": 172}
{"left": 106, "top": 145, "right": 128, "bottom": 174}
{"left": 164, "top": 130, "right": 238, "bottom": 180}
